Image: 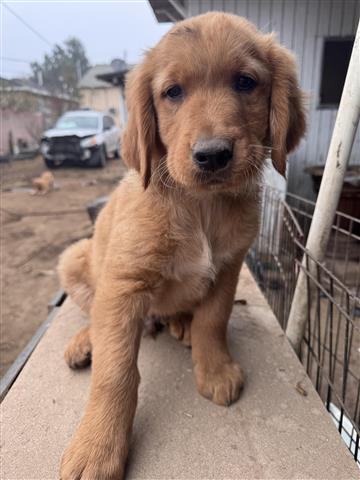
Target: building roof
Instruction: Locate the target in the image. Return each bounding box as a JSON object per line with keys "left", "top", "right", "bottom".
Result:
{"left": 148, "top": 0, "right": 186, "bottom": 23}
{"left": 96, "top": 59, "right": 131, "bottom": 87}
{"left": 0, "top": 77, "right": 75, "bottom": 101}
{"left": 78, "top": 65, "right": 115, "bottom": 89}
{"left": 1, "top": 77, "right": 39, "bottom": 89}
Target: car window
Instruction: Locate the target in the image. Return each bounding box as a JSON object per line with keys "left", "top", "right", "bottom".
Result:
{"left": 56, "top": 115, "right": 99, "bottom": 130}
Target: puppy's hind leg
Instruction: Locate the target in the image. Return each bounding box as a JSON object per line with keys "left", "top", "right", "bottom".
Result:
{"left": 58, "top": 239, "right": 94, "bottom": 369}
{"left": 64, "top": 326, "right": 92, "bottom": 369}
{"left": 58, "top": 238, "right": 94, "bottom": 314}
{"left": 168, "top": 313, "right": 192, "bottom": 347}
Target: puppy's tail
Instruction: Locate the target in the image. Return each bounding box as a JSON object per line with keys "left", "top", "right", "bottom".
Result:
{"left": 58, "top": 239, "right": 93, "bottom": 314}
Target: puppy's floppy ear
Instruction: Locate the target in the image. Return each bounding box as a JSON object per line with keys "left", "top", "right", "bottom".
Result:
{"left": 267, "top": 39, "right": 306, "bottom": 177}
{"left": 122, "top": 62, "right": 162, "bottom": 189}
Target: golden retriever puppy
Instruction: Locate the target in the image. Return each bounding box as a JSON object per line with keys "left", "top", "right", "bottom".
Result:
{"left": 59, "top": 12, "right": 305, "bottom": 479}
{"left": 31, "top": 171, "right": 54, "bottom": 195}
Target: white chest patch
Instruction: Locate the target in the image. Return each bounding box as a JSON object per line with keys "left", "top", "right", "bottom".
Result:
{"left": 198, "top": 232, "right": 216, "bottom": 281}
{"left": 166, "top": 232, "right": 216, "bottom": 283}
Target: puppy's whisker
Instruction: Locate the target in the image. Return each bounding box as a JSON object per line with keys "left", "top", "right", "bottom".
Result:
{"left": 247, "top": 159, "right": 262, "bottom": 174}
{"left": 158, "top": 171, "right": 174, "bottom": 190}
{"left": 157, "top": 164, "right": 178, "bottom": 191}
{"left": 152, "top": 157, "right": 179, "bottom": 191}
{"left": 249, "top": 144, "right": 277, "bottom": 151}
{"left": 239, "top": 120, "right": 260, "bottom": 129}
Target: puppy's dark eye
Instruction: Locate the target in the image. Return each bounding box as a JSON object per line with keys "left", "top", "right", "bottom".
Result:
{"left": 165, "top": 85, "right": 183, "bottom": 100}
{"left": 233, "top": 75, "right": 257, "bottom": 92}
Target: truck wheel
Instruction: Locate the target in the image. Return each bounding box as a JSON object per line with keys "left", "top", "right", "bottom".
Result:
{"left": 99, "top": 146, "right": 107, "bottom": 167}
{"left": 90, "top": 146, "right": 106, "bottom": 168}
{"left": 44, "top": 157, "right": 56, "bottom": 169}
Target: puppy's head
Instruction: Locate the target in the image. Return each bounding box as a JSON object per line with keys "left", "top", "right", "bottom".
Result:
{"left": 42, "top": 171, "right": 54, "bottom": 182}
{"left": 122, "top": 12, "right": 306, "bottom": 191}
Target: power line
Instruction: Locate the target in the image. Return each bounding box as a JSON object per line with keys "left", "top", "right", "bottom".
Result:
{"left": 2, "top": 2, "right": 53, "bottom": 48}
{"left": 1, "top": 56, "right": 32, "bottom": 64}
{"left": 1, "top": 71, "right": 31, "bottom": 77}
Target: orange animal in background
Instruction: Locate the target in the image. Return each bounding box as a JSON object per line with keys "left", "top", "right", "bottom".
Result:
{"left": 31, "top": 171, "right": 54, "bottom": 195}
{"left": 58, "top": 12, "right": 306, "bottom": 479}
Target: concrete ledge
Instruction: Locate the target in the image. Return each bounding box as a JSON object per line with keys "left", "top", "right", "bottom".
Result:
{"left": 1, "top": 266, "right": 358, "bottom": 479}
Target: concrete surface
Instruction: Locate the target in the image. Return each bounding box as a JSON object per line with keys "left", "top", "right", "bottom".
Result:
{"left": 1, "top": 266, "right": 358, "bottom": 479}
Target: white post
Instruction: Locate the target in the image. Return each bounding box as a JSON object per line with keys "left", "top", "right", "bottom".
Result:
{"left": 119, "top": 85, "right": 128, "bottom": 129}
{"left": 286, "top": 20, "right": 360, "bottom": 354}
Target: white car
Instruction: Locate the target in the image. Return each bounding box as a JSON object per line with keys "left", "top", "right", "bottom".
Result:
{"left": 40, "top": 110, "right": 120, "bottom": 168}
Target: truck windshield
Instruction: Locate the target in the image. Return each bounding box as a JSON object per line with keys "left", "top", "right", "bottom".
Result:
{"left": 56, "top": 116, "right": 99, "bottom": 130}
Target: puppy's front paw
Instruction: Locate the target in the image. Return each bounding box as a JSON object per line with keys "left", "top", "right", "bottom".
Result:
{"left": 194, "top": 361, "right": 244, "bottom": 406}
{"left": 60, "top": 422, "right": 126, "bottom": 480}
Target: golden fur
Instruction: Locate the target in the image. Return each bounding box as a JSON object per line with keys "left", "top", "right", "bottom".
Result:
{"left": 31, "top": 171, "right": 54, "bottom": 195}
{"left": 59, "top": 12, "right": 305, "bottom": 479}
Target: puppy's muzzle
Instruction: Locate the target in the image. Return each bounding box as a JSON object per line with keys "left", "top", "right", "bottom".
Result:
{"left": 192, "top": 138, "right": 233, "bottom": 172}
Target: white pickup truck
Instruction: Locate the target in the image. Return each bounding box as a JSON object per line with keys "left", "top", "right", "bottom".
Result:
{"left": 40, "top": 110, "right": 120, "bottom": 168}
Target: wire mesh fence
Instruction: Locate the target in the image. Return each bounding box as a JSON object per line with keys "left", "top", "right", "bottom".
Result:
{"left": 247, "top": 186, "right": 360, "bottom": 465}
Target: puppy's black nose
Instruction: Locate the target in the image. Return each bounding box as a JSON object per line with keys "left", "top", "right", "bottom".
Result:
{"left": 193, "top": 138, "right": 233, "bottom": 172}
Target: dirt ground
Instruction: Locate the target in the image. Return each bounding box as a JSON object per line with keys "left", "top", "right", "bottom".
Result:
{"left": 1, "top": 155, "right": 126, "bottom": 377}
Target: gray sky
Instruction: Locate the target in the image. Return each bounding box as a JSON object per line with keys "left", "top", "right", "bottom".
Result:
{"left": 1, "top": 0, "right": 172, "bottom": 78}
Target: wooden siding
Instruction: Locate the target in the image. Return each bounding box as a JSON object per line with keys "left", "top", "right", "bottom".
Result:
{"left": 184, "top": 0, "right": 360, "bottom": 198}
